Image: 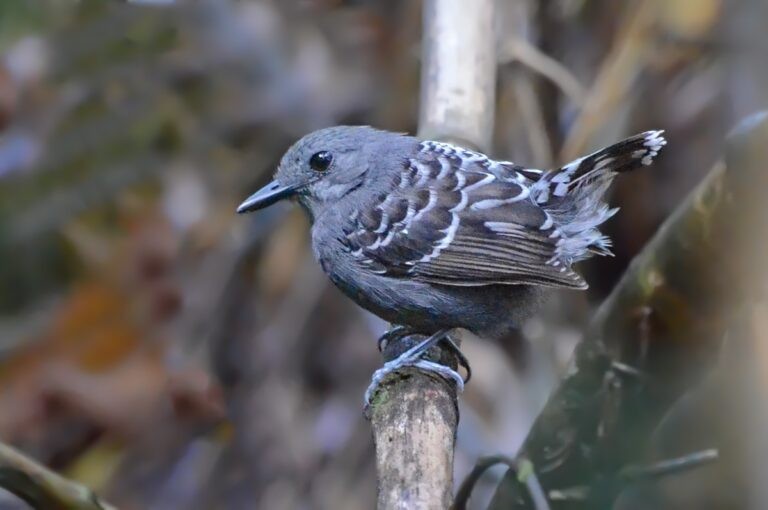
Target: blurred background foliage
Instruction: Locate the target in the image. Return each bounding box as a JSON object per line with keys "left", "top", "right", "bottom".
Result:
{"left": 0, "top": 0, "right": 766, "bottom": 509}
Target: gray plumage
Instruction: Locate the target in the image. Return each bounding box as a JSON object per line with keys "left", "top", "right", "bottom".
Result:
{"left": 238, "top": 126, "right": 666, "bottom": 339}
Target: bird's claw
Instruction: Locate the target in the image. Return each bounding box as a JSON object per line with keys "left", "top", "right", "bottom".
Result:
{"left": 365, "top": 328, "right": 467, "bottom": 406}
{"left": 441, "top": 335, "right": 472, "bottom": 384}
{"left": 376, "top": 325, "right": 414, "bottom": 353}
{"left": 375, "top": 326, "right": 471, "bottom": 383}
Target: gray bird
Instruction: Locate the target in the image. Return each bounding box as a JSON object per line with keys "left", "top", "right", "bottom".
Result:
{"left": 237, "top": 126, "right": 666, "bottom": 399}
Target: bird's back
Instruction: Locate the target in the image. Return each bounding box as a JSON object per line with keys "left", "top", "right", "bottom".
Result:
{"left": 312, "top": 129, "right": 666, "bottom": 337}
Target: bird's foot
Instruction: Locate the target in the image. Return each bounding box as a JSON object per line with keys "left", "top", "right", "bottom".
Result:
{"left": 376, "top": 326, "right": 472, "bottom": 383}
{"left": 364, "top": 328, "right": 468, "bottom": 405}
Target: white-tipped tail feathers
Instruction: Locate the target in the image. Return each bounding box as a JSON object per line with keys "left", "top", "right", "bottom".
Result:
{"left": 533, "top": 130, "right": 667, "bottom": 267}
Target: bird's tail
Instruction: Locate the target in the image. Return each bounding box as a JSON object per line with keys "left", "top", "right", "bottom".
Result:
{"left": 532, "top": 130, "right": 666, "bottom": 205}
{"left": 531, "top": 130, "right": 667, "bottom": 265}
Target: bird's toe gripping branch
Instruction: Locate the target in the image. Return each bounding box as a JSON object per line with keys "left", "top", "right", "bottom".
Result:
{"left": 364, "top": 328, "right": 468, "bottom": 405}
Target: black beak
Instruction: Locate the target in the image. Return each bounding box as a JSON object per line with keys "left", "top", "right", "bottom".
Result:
{"left": 237, "top": 180, "right": 299, "bottom": 214}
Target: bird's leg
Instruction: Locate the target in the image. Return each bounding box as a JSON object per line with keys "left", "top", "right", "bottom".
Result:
{"left": 365, "top": 328, "right": 466, "bottom": 405}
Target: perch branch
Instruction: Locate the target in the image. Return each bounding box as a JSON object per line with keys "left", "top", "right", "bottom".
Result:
{"left": 368, "top": 0, "right": 497, "bottom": 509}
{"left": 485, "top": 112, "right": 768, "bottom": 509}
{"left": 0, "top": 441, "right": 116, "bottom": 510}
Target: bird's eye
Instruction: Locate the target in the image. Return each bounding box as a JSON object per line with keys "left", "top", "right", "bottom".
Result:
{"left": 309, "top": 151, "right": 333, "bottom": 172}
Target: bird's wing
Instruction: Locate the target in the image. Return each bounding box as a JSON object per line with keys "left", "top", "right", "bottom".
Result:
{"left": 340, "top": 141, "right": 587, "bottom": 289}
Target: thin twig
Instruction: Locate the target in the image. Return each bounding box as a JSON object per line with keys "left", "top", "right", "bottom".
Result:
{"left": 454, "top": 456, "right": 551, "bottom": 510}
{"left": 499, "top": 38, "right": 586, "bottom": 106}
{"left": 620, "top": 449, "right": 719, "bottom": 481}
{"left": 511, "top": 75, "right": 554, "bottom": 168}
{"left": 0, "top": 441, "right": 115, "bottom": 510}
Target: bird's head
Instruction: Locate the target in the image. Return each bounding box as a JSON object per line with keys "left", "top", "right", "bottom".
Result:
{"left": 237, "top": 126, "right": 403, "bottom": 217}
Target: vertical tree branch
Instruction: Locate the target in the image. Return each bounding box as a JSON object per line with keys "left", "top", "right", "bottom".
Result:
{"left": 418, "top": 0, "right": 497, "bottom": 152}
{"left": 369, "top": 367, "right": 460, "bottom": 510}
{"left": 368, "top": 1, "right": 497, "bottom": 509}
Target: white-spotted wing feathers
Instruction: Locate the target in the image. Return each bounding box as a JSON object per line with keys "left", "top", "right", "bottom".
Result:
{"left": 342, "top": 131, "right": 665, "bottom": 289}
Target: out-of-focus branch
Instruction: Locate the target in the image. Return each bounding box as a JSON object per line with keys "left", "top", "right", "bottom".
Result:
{"left": 417, "top": 0, "right": 496, "bottom": 152}
{"left": 559, "top": 1, "right": 656, "bottom": 161}
{"left": 485, "top": 113, "right": 768, "bottom": 509}
{"left": 0, "top": 441, "right": 116, "bottom": 510}
{"left": 368, "top": 1, "right": 497, "bottom": 509}
{"left": 498, "top": 38, "right": 586, "bottom": 106}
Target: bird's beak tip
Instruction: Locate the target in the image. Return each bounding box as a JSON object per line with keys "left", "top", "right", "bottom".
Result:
{"left": 236, "top": 180, "right": 297, "bottom": 215}
{"left": 235, "top": 202, "right": 251, "bottom": 214}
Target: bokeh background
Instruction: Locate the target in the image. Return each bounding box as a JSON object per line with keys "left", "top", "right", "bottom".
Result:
{"left": 0, "top": 0, "right": 766, "bottom": 509}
